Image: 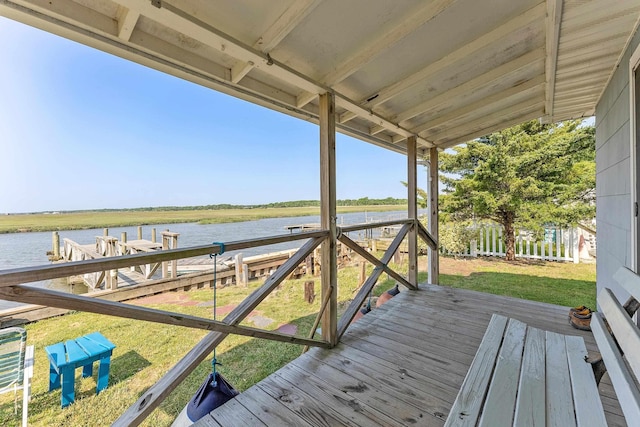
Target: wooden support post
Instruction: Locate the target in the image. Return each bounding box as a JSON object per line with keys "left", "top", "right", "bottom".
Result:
{"left": 304, "top": 280, "right": 315, "bottom": 304}
{"left": 242, "top": 264, "right": 249, "bottom": 284}
{"left": 104, "top": 237, "right": 118, "bottom": 290}
{"left": 305, "top": 254, "right": 313, "bottom": 276}
{"left": 319, "top": 92, "right": 338, "bottom": 347}
{"left": 407, "top": 136, "right": 418, "bottom": 286}
{"left": 359, "top": 261, "right": 366, "bottom": 286}
{"left": 161, "top": 233, "right": 169, "bottom": 279}
{"left": 103, "top": 228, "right": 109, "bottom": 237}
{"left": 52, "top": 232, "right": 60, "bottom": 259}
{"left": 312, "top": 248, "right": 320, "bottom": 276}
{"left": 160, "top": 231, "right": 180, "bottom": 278}
{"left": 429, "top": 147, "right": 439, "bottom": 284}
{"left": 234, "top": 253, "right": 244, "bottom": 286}
{"left": 137, "top": 226, "right": 143, "bottom": 240}
{"left": 151, "top": 228, "right": 157, "bottom": 243}
{"left": 120, "top": 232, "right": 127, "bottom": 256}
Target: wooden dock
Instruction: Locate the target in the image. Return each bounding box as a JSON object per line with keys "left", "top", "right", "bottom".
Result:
{"left": 286, "top": 223, "right": 322, "bottom": 233}
{"left": 197, "top": 285, "right": 625, "bottom": 426}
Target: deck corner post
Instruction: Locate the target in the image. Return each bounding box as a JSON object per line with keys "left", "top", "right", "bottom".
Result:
{"left": 319, "top": 92, "right": 338, "bottom": 346}
{"left": 408, "top": 136, "right": 418, "bottom": 286}
{"left": 428, "top": 147, "right": 439, "bottom": 285}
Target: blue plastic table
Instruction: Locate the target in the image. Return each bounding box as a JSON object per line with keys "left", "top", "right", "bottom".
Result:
{"left": 45, "top": 332, "right": 116, "bottom": 408}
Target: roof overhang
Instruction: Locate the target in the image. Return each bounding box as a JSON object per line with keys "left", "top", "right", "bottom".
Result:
{"left": 2, "top": 0, "right": 639, "bottom": 155}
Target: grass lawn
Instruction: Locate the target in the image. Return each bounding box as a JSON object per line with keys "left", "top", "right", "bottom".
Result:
{"left": 438, "top": 256, "right": 597, "bottom": 309}
{"left": 0, "top": 256, "right": 595, "bottom": 426}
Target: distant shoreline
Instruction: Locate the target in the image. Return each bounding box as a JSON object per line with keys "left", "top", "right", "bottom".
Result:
{"left": 0, "top": 205, "right": 408, "bottom": 234}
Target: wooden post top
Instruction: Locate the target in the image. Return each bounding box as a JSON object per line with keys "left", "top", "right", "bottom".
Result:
{"left": 161, "top": 232, "right": 180, "bottom": 237}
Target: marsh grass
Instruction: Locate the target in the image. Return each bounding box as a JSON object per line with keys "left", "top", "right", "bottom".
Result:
{"left": 0, "top": 205, "right": 405, "bottom": 233}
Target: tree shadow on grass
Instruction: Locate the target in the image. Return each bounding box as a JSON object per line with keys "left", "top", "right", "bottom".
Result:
{"left": 109, "top": 350, "right": 153, "bottom": 384}
{"left": 439, "top": 271, "right": 596, "bottom": 308}
{"left": 59, "top": 350, "right": 152, "bottom": 403}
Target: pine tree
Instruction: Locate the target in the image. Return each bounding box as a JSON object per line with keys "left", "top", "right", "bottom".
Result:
{"left": 439, "top": 120, "right": 595, "bottom": 261}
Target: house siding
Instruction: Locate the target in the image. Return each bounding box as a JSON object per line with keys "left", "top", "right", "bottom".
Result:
{"left": 595, "top": 26, "right": 640, "bottom": 301}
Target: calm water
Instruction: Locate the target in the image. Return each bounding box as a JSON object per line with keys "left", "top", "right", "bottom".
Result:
{"left": 0, "top": 210, "right": 417, "bottom": 310}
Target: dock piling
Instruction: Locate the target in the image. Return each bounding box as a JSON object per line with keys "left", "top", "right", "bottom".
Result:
{"left": 52, "top": 232, "right": 60, "bottom": 259}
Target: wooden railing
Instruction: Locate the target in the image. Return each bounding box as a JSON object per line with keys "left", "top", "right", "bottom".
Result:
{"left": 0, "top": 219, "right": 437, "bottom": 426}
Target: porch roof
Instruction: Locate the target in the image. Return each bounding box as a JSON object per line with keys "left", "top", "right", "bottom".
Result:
{"left": 2, "top": 0, "right": 638, "bottom": 155}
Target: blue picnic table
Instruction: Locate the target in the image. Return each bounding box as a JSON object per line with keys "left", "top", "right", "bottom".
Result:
{"left": 45, "top": 332, "right": 116, "bottom": 408}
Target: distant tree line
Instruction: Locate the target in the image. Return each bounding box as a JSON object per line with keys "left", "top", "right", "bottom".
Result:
{"left": 57, "top": 197, "right": 407, "bottom": 214}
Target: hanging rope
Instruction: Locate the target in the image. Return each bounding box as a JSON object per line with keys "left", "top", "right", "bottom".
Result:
{"left": 209, "top": 242, "right": 225, "bottom": 387}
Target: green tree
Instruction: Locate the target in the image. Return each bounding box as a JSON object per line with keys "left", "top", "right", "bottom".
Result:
{"left": 439, "top": 120, "right": 595, "bottom": 261}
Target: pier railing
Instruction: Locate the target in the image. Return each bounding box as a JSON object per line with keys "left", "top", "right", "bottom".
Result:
{"left": 0, "top": 218, "right": 436, "bottom": 426}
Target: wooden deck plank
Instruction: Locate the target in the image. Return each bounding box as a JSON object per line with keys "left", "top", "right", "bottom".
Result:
{"left": 208, "top": 398, "right": 266, "bottom": 426}
{"left": 338, "top": 344, "right": 464, "bottom": 403}
{"left": 478, "top": 318, "right": 527, "bottom": 426}
{"left": 232, "top": 386, "right": 315, "bottom": 426}
{"left": 257, "top": 372, "right": 361, "bottom": 426}
{"left": 311, "top": 342, "right": 460, "bottom": 399}
{"left": 275, "top": 363, "right": 408, "bottom": 426}
{"left": 205, "top": 284, "right": 626, "bottom": 427}
{"left": 514, "top": 327, "right": 546, "bottom": 427}
{"left": 297, "top": 351, "right": 446, "bottom": 425}
{"left": 546, "top": 332, "right": 577, "bottom": 427}
{"left": 345, "top": 316, "right": 480, "bottom": 364}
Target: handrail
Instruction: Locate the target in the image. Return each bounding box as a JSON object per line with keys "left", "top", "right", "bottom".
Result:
{"left": 0, "top": 285, "right": 329, "bottom": 348}
{"left": 337, "top": 222, "right": 412, "bottom": 339}
{"left": 0, "top": 230, "right": 328, "bottom": 287}
{"left": 338, "top": 233, "right": 414, "bottom": 290}
{"left": 416, "top": 220, "right": 438, "bottom": 250}
{"left": 114, "top": 236, "right": 325, "bottom": 426}
{"left": 339, "top": 218, "right": 413, "bottom": 233}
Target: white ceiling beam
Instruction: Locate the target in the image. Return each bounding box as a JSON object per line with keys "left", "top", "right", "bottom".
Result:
{"left": 360, "top": 2, "right": 546, "bottom": 110}
{"left": 297, "top": 91, "right": 317, "bottom": 108}
{"left": 118, "top": 0, "right": 324, "bottom": 94}
{"left": 545, "top": 0, "right": 563, "bottom": 117}
{"left": 438, "top": 109, "right": 544, "bottom": 148}
{"left": 334, "top": 94, "right": 433, "bottom": 148}
{"left": 118, "top": 0, "right": 429, "bottom": 147}
{"left": 429, "top": 99, "right": 544, "bottom": 142}
{"left": 296, "top": 0, "right": 458, "bottom": 108}
{"left": 2, "top": 0, "right": 117, "bottom": 35}
{"left": 231, "top": 60, "right": 254, "bottom": 84}
{"left": 412, "top": 75, "right": 545, "bottom": 135}
{"left": 395, "top": 48, "right": 544, "bottom": 125}
{"left": 339, "top": 111, "right": 357, "bottom": 124}
{"left": 116, "top": 6, "right": 139, "bottom": 41}
{"left": 232, "top": 0, "right": 322, "bottom": 84}
{"left": 257, "top": 0, "right": 322, "bottom": 52}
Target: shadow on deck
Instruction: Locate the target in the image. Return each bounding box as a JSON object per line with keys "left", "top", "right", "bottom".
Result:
{"left": 196, "top": 284, "right": 625, "bottom": 426}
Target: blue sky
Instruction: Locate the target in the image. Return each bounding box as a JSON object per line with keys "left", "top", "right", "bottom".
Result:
{"left": 0, "top": 17, "right": 418, "bottom": 213}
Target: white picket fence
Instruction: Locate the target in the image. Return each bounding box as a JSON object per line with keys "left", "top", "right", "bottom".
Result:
{"left": 440, "top": 225, "right": 595, "bottom": 263}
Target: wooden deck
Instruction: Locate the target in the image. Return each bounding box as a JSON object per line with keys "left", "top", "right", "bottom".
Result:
{"left": 196, "top": 284, "right": 626, "bottom": 426}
